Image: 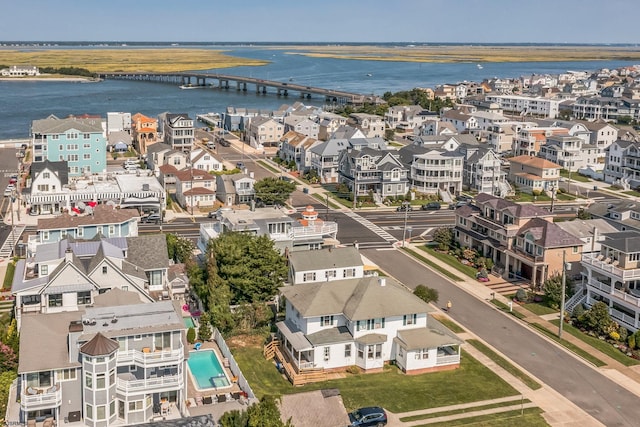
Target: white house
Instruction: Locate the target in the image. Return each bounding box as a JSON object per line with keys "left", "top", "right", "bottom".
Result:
{"left": 273, "top": 276, "right": 462, "bottom": 383}
{"left": 287, "top": 246, "right": 364, "bottom": 285}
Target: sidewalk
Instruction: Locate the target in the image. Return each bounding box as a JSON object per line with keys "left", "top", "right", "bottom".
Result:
{"left": 389, "top": 243, "right": 640, "bottom": 425}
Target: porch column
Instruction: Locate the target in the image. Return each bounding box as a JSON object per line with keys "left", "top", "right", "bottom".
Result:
{"left": 503, "top": 253, "right": 510, "bottom": 279}
{"left": 532, "top": 266, "right": 537, "bottom": 290}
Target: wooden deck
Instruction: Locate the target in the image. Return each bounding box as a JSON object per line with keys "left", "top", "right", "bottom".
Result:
{"left": 264, "top": 340, "right": 328, "bottom": 386}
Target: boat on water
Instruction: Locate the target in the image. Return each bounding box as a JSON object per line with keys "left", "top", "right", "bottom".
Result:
{"left": 366, "top": 73, "right": 373, "bottom": 77}
{"left": 477, "top": 64, "right": 483, "bottom": 69}
{"left": 179, "top": 84, "right": 204, "bottom": 89}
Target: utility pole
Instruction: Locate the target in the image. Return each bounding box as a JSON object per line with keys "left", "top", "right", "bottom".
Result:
{"left": 402, "top": 201, "right": 409, "bottom": 247}
{"left": 325, "top": 193, "right": 329, "bottom": 221}
{"left": 558, "top": 250, "right": 567, "bottom": 339}
{"left": 550, "top": 185, "right": 555, "bottom": 213}
{"left": 10, "top": 189, "right": 16, "bottom": 258}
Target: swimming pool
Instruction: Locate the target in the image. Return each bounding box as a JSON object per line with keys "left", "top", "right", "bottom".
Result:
{"left": 183, "top": 317, "right": 196, "bottom": 329}
{"left": 187, "top": 350, "right": 231, "bottom": 390}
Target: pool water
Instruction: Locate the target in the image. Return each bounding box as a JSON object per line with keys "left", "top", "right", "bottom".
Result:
{"left": 187, "top": 350, "right": 231, "bottom": 390}
{"left": 183, "top": 317, "right": 195, "bottom": 328}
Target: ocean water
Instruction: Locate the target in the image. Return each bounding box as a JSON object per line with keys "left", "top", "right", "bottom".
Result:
{"left": 0, "top": 46, "right": 637, "bottom": 139}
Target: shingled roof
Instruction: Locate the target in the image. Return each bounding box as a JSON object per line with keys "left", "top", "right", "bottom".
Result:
{"left": 80, "top": 332, "right": 119, "bottom": 356}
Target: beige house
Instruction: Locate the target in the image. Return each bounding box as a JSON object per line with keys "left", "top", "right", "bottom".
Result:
{"left": 246, "top": 117, "right": 284, "bottom": 148}
{"left": 174, "top": 169, "right": 217, "bottom": 211}
{"left": 318, "top": 112, "right": 348, "bottom": 141}
{"left": 455, "top": 193, "right": 582, "bottom": 289}
{"left": 508, "top": 155, "right": 561, "bottom": 194}
{"left": 131, "top": 113, "right": 158, "bottom": 155}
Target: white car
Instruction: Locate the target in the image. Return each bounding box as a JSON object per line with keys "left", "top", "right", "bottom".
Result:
{"left": 4, "top": 185, "right": 15, "bottom": 197}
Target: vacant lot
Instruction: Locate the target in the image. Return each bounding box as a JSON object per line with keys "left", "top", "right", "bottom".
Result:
{"left": 0, "top": 48, "right": 268, "bottom": 73}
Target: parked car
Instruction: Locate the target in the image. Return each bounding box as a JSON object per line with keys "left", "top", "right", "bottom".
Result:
{"left": 8, "top": 176, "right": 17, "bottom": 184}
{"left": 396, "top": 204, "right": 413, "bottom": 212}
{"left": 421, "top": 202, "right": 441, "bottom": 210}
{"left": 348, "top": 406, "right": 387, "bottom": 427}
{"left": 140, "top": 213, "right": 161, "bottom": 224}
{"left": 218, "top": 139, "right": 230, "bottom": 147}
{"left": 236, "top": 161, "right": 245, "bottom": 170}
{"left": 449, "top": 201, "right": 469, "bottom": 210}
{"left": 4, "top": 186, "right": 14, "bottom": 197}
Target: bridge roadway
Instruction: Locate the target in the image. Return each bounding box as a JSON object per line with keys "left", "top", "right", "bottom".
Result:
{"left": 98, "top": 71, "right": 384, "bottom": 106}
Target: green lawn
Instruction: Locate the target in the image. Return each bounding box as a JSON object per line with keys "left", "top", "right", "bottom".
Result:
{"left": 560, "top": 169, "right": 591, "bottom": 182}
{"left": 466, "top": 339, "right": 541, "bottom": 390}
{"left": 432, "top": 315, "right": 465, "bottom": 333}
{"left": 2, "top": 261, "right": 15, "bottom": 290}
{"left": 521, "top": 302, "right": 558, "bottom": 316}
{"left": 623, "top": 190, "right": 640, "bottom": 197}
{"left": 490, "top": 299, "right": 526, "bottom": 320}
{"left": 547, "top": 320, "right": 640, "bottom": 367}
{"left": 311, "top": 193, "right": 342, "bottom": 210}
{"left": 403, "top": 247, "right": 463, "bottom": 282}
{"left": 420, "top": 246, "right": 479, "bottom": 280}
{"left": 400, "top": 399, "right": 532, "bottom": 422}
{"left": 422, "top": 408, "right": 548, "bottom": 427}
{"left": 530, "top": 323, "right": 606, "bottom": 367}
{"left": 231, "top": 345, "right": 520, "bottom": 413}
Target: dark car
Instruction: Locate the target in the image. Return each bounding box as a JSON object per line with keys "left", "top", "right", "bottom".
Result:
{"left": 140, "top": 213, "right": 161, "bottom": 224}
{"left": 449, "top": 201, "right": 469, "bottom": 210}
{"left": 421, "top": 202, "right": 441, "bottom": 210}
{"left": 348, "top": 406, "right": 387, "bottom": 427}
{"left": 218, "top": 139, "right": 231, "bottom": 147}
{"left": 236, "top": 161, "right": 245, "bottom": 170}
{"left": 396, "top": 204, "right": 413, "bottom": 212}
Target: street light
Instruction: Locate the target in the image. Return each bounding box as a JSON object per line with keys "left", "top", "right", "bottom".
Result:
{"left": 549, "top": 185, "right": 556, "bottom": 213}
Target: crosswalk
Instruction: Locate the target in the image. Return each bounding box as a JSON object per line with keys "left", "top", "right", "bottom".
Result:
{"left": 342, "top": 210, "right": 398, "bottom": 243}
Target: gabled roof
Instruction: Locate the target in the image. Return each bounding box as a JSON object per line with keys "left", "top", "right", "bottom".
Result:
{"left": 474, "top": 193, "right": 552, "bottom": 218}
{"left": 126, "top": 235, "right": 170, "bottom": 271}
{"left": 509, "top": 155, "right": 561, "bottom": 169}
{"left": 517, "top": 217, "right": 582, "bottom": 248}
{"left": 174, "top": 169, "right": 215, "bottom": 181}
{"left": 36, "top": 205, "right": 139, "bottom": 230}
{"left": 279, "top": 276, "right": 433, "bottom": 321}
{"left": 289, "top": 247, "right": 363, "bottom": 272}
{"left": 32, "top": 116, "right": 103, "bottom": 134}
{"left": 30, "top": 160, "right": 69, "bottom": 186}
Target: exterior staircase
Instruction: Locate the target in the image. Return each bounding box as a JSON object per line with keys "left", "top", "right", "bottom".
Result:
{"left": 0, "top": 225, "right": 25, "bottom": 258}
{"left": 565, "top": 284, "right": 587, "bottom": 314}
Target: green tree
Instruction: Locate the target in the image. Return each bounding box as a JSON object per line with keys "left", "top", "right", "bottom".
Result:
{"left": 207, "top": 232, "right": 287, "bottom": 304}
{"left": 581, "top": 301, "right": 616, "bottom": 336}
{"left": 247, "top": 395, "right": 293, "bottom": 427}
{"left": 254, "top": 177, "right": 297, "bottom": 206}
{"left": 576, "top": 208, "right": 592, "bottom": 220}
{"left": 433, "top": 227, "right": 453, "bottom": 251}
{"left": 543, "top": 274, "right": 573, "bottom": 310}
{"left": 197, "top": 312, "right": 212, "bottom": 341}
{"left": 166, "top": 234, "right": 195, "bottom": 263}
{"left": 413, "top": 285, "right": 439, "bottom": 304}
{"left": 219, "top": 409, "right": 249, "bottom": 427}
{"left": 0, "top": 370, "right": 17, "bottom": 421}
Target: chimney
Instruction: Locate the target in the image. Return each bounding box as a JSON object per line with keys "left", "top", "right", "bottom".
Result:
{"left": 378, "top": 277, "right": 386, "bottom": 287}
{"left": 65, "top": 247, "right": 73, "bottom": 263}
{"left": 249, "top": 171, "right": 254, "bottom": 179}
{"left": 592, "top": 226, "right": 598, "bottom": 253}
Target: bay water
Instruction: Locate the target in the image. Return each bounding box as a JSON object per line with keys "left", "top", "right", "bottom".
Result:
{"left": 0, "top": 46, "right": 637, "bottom": 139}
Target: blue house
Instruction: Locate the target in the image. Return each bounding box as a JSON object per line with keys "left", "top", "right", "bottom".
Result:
{"left": 31, "top": 115, "right": 107, "bottom": 176}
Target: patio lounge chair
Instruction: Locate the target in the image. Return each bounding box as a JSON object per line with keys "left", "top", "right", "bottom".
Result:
{"left": 231, "top": 392, "right": 241, "bottom": 401}
{"left": 216, "top": 393, "right": 226, "bottom": 403}
{"left": 202, "top": 396, "right": 213, "bottom": 405}
{"left": 195, "top": 395, "right": 203, "bottom": 406}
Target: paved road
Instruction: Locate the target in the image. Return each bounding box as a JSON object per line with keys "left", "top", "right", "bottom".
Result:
{"left": 362, "top": 248, "right": 640, "bottom": 427}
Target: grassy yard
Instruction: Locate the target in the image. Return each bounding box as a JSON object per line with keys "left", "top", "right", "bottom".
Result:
{"left": 256, "top": 160, "right": 279, "bottom": 174}
{"left": 403, "top": 247, "right": 463, "bottom": 282}
{"left": 2, "top": 261, "right": 15, "bottom": 290}
{"left": 622, "top": 190, "right": 640, "bottom": 197}
{"left": 547, "top": 320, "right": 640, "bottom": 367}
{"left": 530, "top": 323, "right": 606, "bottom": 367}
{"left": 400, "top": 398, "right": 531, "bottom": 421}
{"left": 423, "top": 408, "right": 548, "bottom": 427}
{"left": 466, "top": 339, "right": 541, "bottom": 390}
{"left": 490, "top": 299, "right": 526, "bottom": 320}
{"left": 560, "top": 169, "right": 591, "bottom": 183}
{"left": 419, "top": 246, "right": 479, "bottom": 280}
{"left": 432, "top": 315, "right": 465, "bottom": 333}
{"left": 516, "top": 298, "right": 558, "bottom": 316}
{"left": 230, "top": 342, "right": 520, "bottom": 413}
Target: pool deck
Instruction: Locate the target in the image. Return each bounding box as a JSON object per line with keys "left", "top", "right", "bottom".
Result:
{"left": 185, "top": 341, "right": 255, "bottom": 420}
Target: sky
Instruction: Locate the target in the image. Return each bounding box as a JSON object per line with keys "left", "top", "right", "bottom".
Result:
{"left": 1, "top": 0, "right": 639, "bottom": 45}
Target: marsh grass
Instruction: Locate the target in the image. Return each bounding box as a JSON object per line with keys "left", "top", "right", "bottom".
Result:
{"left": 0, "top": 49, "right": 268, "bottom": 73}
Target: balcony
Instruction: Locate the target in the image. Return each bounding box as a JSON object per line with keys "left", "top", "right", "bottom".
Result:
{"left": 21, "top": 385, "right": 62, "bottom": 411}
{"left": 116, "top": 347, "right": 184, "bottom": 367}
{"left": 586, "top": 277, "right": 640, "bottom": 308}
{"left": 582, "top": 253, "right": 640, "bottom": 280}
{"left": 116, "top": 373, "right": 183, "bottom": 394}
{"left": 290, "top": 222, "right": 338, "bottom": 239}
{"left": 509, "top": 247, "right": 544, "bottom": 263}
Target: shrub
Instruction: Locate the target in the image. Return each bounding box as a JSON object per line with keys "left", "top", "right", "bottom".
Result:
{"left": 532, "top": 189, "right": 542, "bottom": 196}
{"left": 197, "top": 313, "right": 212, "bottom": 342}
{"left": 572, "top": 304, "right": 585, "bottom": 320}
{"left": 414, "top": 285, "right": 439, "bottom": 304}
{"left": 618, "top": 327, "right": 628, "bottom": 343}
{"left": 609, "top": 331, "right": 621, "bottom": 341}
{"left": 346, "top": 365, "right": 360, "bottom": 375}
{"left": 515, "top": 288, "right": 528, "bottom": 302}
{"left": 186, "top": 327, "right": 196, "bottom": 344}
{"left": 629, "top": 334, "right": 636, "bottom": 350}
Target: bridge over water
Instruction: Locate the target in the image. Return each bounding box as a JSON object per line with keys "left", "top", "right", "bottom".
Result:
{"left": 98, "top": 72, "right": 385, "bottom": 106}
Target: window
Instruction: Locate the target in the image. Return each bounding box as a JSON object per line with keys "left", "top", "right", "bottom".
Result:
{"left": 83, "top": 154, "right": 91, "bottom": 160}
{"left": 102, "top": 266, "right": 107, "bottom": 274}
{"left": 367, "top": 345, "right": 374, "bottom": 359}
{"left": 77, "top": 291, "right": 91, "bottom": 305}
{"left": 96, "top": 373, "right": 105, "bottom": 389}
{"left": 320, "top": 315, "right": 334, "bottom": 326}
{"left": 108, "top": 225, "right": 115, "bottom": 236}
{"left": 96, "top": 405, "right": 106, "bottom": 420}
{"left": 85, "top": 373, "right": 93, "bottom": 388}
{"left": 325, "top": 270, "right": 336, "bottom": 280}
{"left": 48, "top": 293, "right": 62, "bottom": 307}
{"left": 83, "top": 133, "right": 91, "bottom": 140}
{"left": 357, "top": 345, "right": 364, "bottom": 359}
{"left": 366, "top": 318, "right": 385, "bottom": 330}
{"left": 415, "top": 348, "right": 430, "bottom": 360}
{"left": 375, "top": 344, "right": 382, "bottom": 359}
{"left": 40, "top": 264, "right": 49, "bottom": 275}
{"left": 85, "top": 404, "right": 93, "bottom": 420}
{"left": 403, "top": 314, "right": 417, "bottom": 326}
{"left": 572, "top": 246, "right": 579, "bottom": 254}
{"left": 345, "top": 344, "right": 351, "bottom": 358}
{"left": 77, "top": 227, "right": 84, "bottom": 237}
{"left": 129, "top": 401, "right": 143, "bottom": 411}
{"left": 303, "top": 272, "right": 316, "bottom": 282}
{"left": 323, "top": 347, "right": 330, "bottom": 361}
{"left": 149, "top": 270, "right": 162, "bottom": 287}
{"left": 343, "top": 268, "right": 356, "bottom": 278}
{"left": 110, "top": 401, "right": 115, "bottom": 417}
{"left": 43, "top": 172, "right": 50, "bottom": 179}
{"left": 68, "top": 154, "right": 79, "bottom": 161}
{"left": 134, "top": 335, "right": 142, "bottom": 341}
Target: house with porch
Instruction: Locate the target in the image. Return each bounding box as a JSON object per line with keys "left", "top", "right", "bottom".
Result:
{"left": 348, "top": 113, "right": 385, "bottom": 139}
{"left": 578, "top": 230, "right": 640, "bottom": 332}
{"left": 246, "top": 116, "right": 284, "bottom": 148}
{"left": 337, "top": 147, "right": 410, "bottom": 202}
{"left": 131, "top": 113, "right": 158, "bottom": 155}
{"left": 507, "top": 155, "right": 561, "bottom": 194}
{"left": 454, "top": 193, "right": 582, "bottom": 288}
{"left": 12, "top": 289, "right": 187, "bottom": 427}
{"left": 269, "top": 276, "right": 462, "bottom": 385}
{"left": 215, "top": 172, "right": 256, "bottom": 206}
{"left": 174, "top": 169, "right": 217, "bottom": 211}
{"left": 159, "top": 113, "right": 194, "bottom": 152}
{"left": 279, "top": 130, "right": 320, "bottom": 172}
